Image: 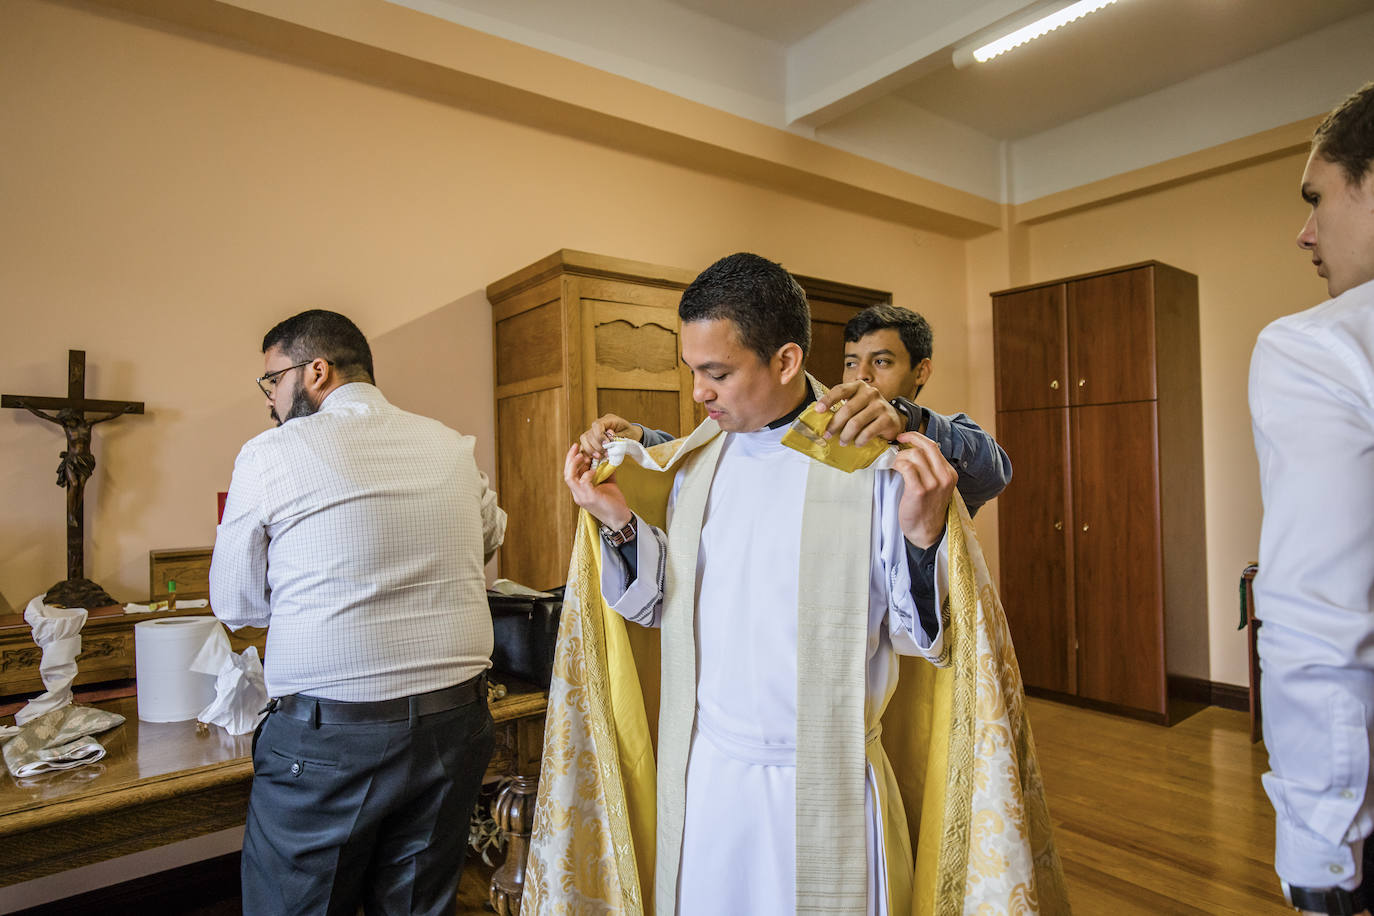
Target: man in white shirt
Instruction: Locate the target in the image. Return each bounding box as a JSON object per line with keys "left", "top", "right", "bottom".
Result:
{"left": 210, "top": 309, "right": 506, "bottom": 915}
{"left": 1250, "top": 81, "right": 1374, "bottom": 916}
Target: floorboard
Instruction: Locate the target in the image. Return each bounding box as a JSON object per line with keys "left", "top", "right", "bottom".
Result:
{"left": 15, "top": 698, "right": 1288, "bottom": 914}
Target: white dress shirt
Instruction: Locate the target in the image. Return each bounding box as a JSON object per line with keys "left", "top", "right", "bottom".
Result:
{"left": 210, "top": 383, "right": 506, "bottom": 701}
{"left": 1250, "top": 276, "right": 1374, "bottom": 891}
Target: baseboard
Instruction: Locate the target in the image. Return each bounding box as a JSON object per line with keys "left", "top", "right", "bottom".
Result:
{"left": 1167, "top": 674, "right": 1248, "bottom": 712}
{"left": 1024, "top": 686, "right": 1168, "bottom": 725}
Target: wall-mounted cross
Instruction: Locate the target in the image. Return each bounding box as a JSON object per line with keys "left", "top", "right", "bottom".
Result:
{"left": 3, "top": 350, "right": 144, "bottom": 608}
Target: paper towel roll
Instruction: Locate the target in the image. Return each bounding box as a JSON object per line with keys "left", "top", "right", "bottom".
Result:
{"left": 135, "top": 616, "right": 222, "bottom": 722}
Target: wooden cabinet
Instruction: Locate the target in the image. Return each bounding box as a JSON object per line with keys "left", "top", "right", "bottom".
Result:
{"left": 992, "top": 261, "right": 1204, "bottom": 723}
{"left": 488, "top": 250, "right": 888, "bottom": 591}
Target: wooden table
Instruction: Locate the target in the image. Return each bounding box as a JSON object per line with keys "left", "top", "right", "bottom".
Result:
{"left": 0, "top": 684, "right": 548, "bottom": 907}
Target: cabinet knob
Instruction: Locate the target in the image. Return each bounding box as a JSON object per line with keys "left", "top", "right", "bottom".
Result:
{"left": 1078, "top": 379, "right": 1086, "bottom": 387}
{"left": 1049, "top": 379, "right": 1060, "bottom": 390}
{"left": 1081, "top": 523, "right": 1089, "bottom": 532}
{"left": 1053, "top": 521, "right": 1063, "bottom": 531}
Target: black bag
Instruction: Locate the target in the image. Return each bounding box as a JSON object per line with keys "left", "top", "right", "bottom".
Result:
{"left": 487, "top": 587, "right": 563, "bottom": 687}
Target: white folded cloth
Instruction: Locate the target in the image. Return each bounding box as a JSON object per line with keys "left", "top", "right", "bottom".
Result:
{"left": 15, "top": 596, "right": 88, "bottom": 726}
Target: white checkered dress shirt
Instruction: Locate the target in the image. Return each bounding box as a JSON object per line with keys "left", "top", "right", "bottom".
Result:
{"left": 210, "top": 383, "right": 506, "bottom": 701}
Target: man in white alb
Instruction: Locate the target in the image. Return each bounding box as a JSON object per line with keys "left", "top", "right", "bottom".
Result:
{"left": 564, "top": 253, "right": 958, "bottom": 914}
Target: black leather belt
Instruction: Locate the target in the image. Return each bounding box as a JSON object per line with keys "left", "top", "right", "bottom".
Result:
{"left": 273, "top": 673, "right": 485, "bottom": 725}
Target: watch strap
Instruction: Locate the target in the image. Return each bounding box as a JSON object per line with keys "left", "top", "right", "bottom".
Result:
{"left": 599, "top": 519, "right": 637, "bottom": 547}
{"left": 1286, "top": 882, "right": 1365, "bottom": 915}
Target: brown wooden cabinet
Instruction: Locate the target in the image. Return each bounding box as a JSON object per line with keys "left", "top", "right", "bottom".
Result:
{"left": 488, "top": 250, "right": 888, "bottom": 590}
{"left": 992, "top": 261, "right": 1205, "bottom": 723}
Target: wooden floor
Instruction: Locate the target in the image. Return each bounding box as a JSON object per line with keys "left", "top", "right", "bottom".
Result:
{"left": 17, "top": 698, "right": 1286, "bottom": 915}
{"left": 454, "top": 697, "right": 1288, "bottom": 914}
{"left": 1029, "top": 697, "right": 1287, "bottom": 915}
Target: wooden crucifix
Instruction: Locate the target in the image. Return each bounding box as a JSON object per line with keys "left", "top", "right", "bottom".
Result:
{"left": 3, "top": 350, "right": 144, "bottom": 608}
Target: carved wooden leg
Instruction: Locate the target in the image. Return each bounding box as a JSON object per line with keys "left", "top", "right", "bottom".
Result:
{"left": 489, "top": 775, "right": 539, "bottom": 915}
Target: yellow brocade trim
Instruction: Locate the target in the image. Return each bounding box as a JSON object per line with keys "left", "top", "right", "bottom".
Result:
{"left": 522, "top": 511, "right": 651, "bottom": 915}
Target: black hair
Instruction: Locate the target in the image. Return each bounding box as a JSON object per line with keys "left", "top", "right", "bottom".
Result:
{"left": 843, "top": 304, "right": 933, "bottom": 365}
{"left": 262, "top": 310, "right": 375, "bottom": 383}
{"left": 678, "top": 252, "right": 810, "bottom": 363}
{"left": 1313, "top": 81, "right": 1374, "bottom": 186}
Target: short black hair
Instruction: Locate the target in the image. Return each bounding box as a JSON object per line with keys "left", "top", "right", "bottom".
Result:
{"left": 262, "top": 310, "right": 375, "bottom": 383}
{"left": 843, "top": 304, "right": 933, "bottom": 365}
{"left": 1313, "top": 81, "right": 1374, "bottom": 186}
{"left": 679, "top": 252, "right": 811, "bottom": 363}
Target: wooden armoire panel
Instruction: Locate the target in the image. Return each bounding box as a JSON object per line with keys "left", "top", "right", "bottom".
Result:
{"left": 1071, "top": 401, "right": 1165, "bottom": 715}
{"left": 992, "top": 284, "right": 1069, "bottom": 412}
{"left": 599, "top": 389, "right": 683, "bottom": 438}
{"left": 797, "top": 277, "right": 891, "bottom": 389}
{"left": 995, "top": 408, "right": 1076, "bottom": 694}
{"left": 494, "top": 299, "right": 562, "bottom": 389}
{"left": 1067, "top": 268, "right": 1157, "bottom": 406}
{"left": 992, "top": 261, "right": 1202, "bottom": 724}
{"left": 496, "top": 388, "right": 570, "bottom": 590}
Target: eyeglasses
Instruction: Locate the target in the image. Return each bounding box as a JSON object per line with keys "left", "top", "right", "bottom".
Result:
{"left": 256, "top": 360, "right": 330, "bottom": 397}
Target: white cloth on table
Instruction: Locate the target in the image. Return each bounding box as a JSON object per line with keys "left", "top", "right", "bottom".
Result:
{"left": 14, "top": 596, "right": 88, "bottom": 727}
{"left": 189, "top": 623, "right": 269, "bottom": 735}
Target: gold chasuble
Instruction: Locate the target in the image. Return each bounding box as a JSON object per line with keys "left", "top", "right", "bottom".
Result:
{"left": 521, "top": 416, "right": 1069, "bottom": 915}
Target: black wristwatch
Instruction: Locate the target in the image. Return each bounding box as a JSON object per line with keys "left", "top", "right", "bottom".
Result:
{"left": 890, "top": 397, "right": 920, "bottom": 431}
{"left": 1283, "top": 880, "right": 1368, "bottom": 914}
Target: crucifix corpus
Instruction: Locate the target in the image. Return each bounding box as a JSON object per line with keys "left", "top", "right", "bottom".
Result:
{"left": 3, "top": 350, "right": 144, "bottom": 609}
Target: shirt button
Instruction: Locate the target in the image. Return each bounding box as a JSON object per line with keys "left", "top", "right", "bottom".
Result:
{"left": 1341, "top": 789, "right": 1356, "bottom": 799}
{"left": 290, "top": 762, "right": 302, "bottom": 775}
{"left": 1329, "top": 864, "right": 1344, "bottom": 874}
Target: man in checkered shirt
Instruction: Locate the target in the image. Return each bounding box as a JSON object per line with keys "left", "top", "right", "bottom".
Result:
{"left": 210, "top": 309, "right": 506, "bottom": 915}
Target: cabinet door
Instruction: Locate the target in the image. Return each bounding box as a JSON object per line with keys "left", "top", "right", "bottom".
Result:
{"left": 807, "top": 299, "right": 866, "bottom": 388}
{"left": 992, "top": 285, "right": 1069, "bottom": 411}
{"left": 1071, "top": 402, "right": 1165, "bottom": 715}
{"left": 995, "top": 408, "right": 1076, "bottom": 694}
{"left": 497, "top": 388, "right": 574, "bottom": 591}
{"left": 1067, "top": 268, "right": 1157, "bottom": 405}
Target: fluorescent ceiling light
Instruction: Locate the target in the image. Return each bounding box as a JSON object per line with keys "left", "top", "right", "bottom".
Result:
{"left": 952, "top": 0, "right": 1119, "bottom": 69}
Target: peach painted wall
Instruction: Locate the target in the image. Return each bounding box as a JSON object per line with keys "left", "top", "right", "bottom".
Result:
{"left": 962, "top": 153, "right": 1327, "bottom": 687}
{"left": 0, "top": 0, "right": 969, "bottom": 612}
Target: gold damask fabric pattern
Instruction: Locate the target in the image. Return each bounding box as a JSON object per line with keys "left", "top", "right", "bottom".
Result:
{"left": 521, "top": 512, "right": 651, "bottom": 915}
{"left": 904, "top": 494, "right": 1070, "bottom": 915}
{"left": 523, "top": 429, "right": 1068, "bottom": 915}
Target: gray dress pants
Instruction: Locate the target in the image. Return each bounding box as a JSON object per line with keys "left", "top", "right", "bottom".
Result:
{"left": 241, "top": 689, "right": 494, "bottom": 915}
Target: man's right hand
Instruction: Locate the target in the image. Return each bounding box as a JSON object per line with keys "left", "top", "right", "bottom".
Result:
{"left": 564, "top": 443, "right": 632, "bottom": 529}
{"left": 577, "top": 413, "right": 642, "bottom": 460}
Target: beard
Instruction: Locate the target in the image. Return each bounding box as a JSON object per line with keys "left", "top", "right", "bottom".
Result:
{"left": 272, "top": 385, "right": 319, "bottom": 426}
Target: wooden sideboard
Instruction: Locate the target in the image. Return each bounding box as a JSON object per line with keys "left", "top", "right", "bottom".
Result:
{"left": 0, "top": 684, "right": 548, "bottom": 909}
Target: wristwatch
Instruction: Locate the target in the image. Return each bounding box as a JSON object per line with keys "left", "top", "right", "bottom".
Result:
{"left": 598, "top": 519, "right": 637, "bottom": 547}
{"left": 889, "top": 397, "right": 919, "bottom": 430}
{"left": 1283, "top": 880, "right": 1368, "bottom": 914}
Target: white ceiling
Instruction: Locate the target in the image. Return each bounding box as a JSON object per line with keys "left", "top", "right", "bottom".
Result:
{"left": 390, "top": 0, "right": 1374, "bottom": 204}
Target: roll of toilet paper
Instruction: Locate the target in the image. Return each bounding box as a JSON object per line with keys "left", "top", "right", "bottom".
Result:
{"left": 135, "top": 616, "right": 222, "bottom": 722}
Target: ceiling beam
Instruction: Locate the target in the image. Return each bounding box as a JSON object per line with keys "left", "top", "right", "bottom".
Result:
{"left": 783, "top": 0, "right": 1052, "bottom": 128}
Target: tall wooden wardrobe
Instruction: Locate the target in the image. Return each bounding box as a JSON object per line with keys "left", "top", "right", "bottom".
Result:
{"left": 487, "top": 250, "right": 889, "bottom": 591}
{"left": 992, "top": 261, "right": 1206, "bottom": 723}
